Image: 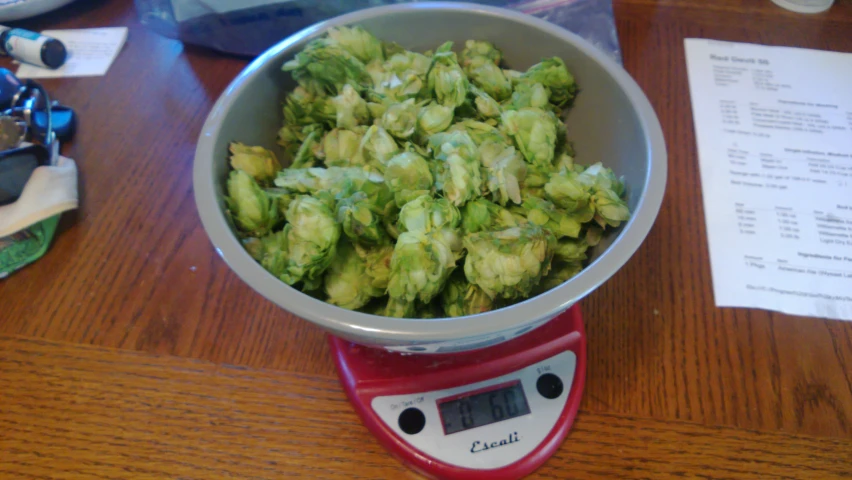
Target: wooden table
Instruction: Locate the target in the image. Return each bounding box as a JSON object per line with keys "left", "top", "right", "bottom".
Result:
{"left": 2, "top": 0, "right": 851, "bottom": 478}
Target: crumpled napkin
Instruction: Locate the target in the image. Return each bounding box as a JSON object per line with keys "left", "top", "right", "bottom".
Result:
{"left": 0, "top": 155, "right": 78, "bottom": 237}
{"left": 0, "top": 143, "right": 78, "bottom": 276}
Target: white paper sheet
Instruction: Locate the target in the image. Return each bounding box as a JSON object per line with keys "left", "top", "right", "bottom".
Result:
{"left": 16, "top": 27, "right": 128, "bottom": 79}
{"left": 684, "top": 38, "right": 852, "bottom": 321}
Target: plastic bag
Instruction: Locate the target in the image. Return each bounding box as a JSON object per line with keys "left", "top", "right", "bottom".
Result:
{"left": 133, "top": 0, "right": 622, "bottom": 64}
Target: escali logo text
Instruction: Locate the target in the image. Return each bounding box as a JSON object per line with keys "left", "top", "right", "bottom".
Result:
{"left": 470, "top": 432, "right": 520, "bottom": 454}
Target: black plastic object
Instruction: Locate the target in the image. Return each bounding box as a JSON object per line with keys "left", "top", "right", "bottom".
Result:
{"left": 397, "top": 407, "right": 426, "bottom": 435}
{"left": 40, "top": 38, "right": 68, "bottom": 69}
{"left": 536, "top": 373, "right": 564, "bottom": 400}
{"left": 134, "top": 0, "right": 623, "bottom": 63}
{"left": 0, "top": 68, "right": 23, "bottom": 110}
{"left": 31, "top": 105, "right": 75, "bottom": 142}
{"left": 0, "top": 144, "right": 51, "bottom": 205}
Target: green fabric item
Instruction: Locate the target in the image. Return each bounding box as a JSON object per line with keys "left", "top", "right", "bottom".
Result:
{"left": 0, "top": 214, "right": 60, "bottom": 278}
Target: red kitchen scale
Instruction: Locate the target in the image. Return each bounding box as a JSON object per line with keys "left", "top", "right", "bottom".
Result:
{"left": 328, "top": 305, "right": 586, "bottom": 480}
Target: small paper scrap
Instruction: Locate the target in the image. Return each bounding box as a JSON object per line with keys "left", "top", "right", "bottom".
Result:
{"left": 16, "top": 27, "right": 128, "bottom": 79}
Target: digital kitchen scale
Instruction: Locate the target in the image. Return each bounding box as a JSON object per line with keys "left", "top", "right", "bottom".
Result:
{"left": 329, "top": 305, "right": 586, "bottom": 480}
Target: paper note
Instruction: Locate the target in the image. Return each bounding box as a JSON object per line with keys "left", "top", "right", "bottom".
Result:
{"left": 684, "top": 39, "right": 852, "bottom": 321}
{"left": 15, "top": 27, "right": 128, "bottom": 79}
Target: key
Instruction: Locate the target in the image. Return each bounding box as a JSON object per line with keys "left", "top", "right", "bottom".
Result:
{"left": 0, "top": 115, "right": 26, "bottom": 150}
{"left": 30, "top": 104, "right": 76, "bottom": 142}
{"left": 0, "top": 68, "right": 23, "bottom": 110}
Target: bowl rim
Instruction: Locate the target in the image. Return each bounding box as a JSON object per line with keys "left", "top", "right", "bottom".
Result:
{"left": 193, "top": 1, "right": 667, "bottom": 343}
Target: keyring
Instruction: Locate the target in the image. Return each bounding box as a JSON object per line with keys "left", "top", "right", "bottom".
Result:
{"left": 0, "top": 81, "right": 57, "bottom": 205}
{"left": 3, "top": 81, "right": 53, "bottom": 147}
{"left": 0, "top": 115, "right": 27, "bottom": 150}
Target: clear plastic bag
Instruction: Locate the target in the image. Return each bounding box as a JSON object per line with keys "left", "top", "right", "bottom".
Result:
{"left": 133, "top": 0, "right": 622, "bottom": 64}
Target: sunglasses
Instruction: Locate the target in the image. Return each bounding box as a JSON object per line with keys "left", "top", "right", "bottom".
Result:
{"left": 0, "top": 144, "right": 51, "bottom": 205}
{"left": 0, "top": 70, "right": 75, "bottom": 206}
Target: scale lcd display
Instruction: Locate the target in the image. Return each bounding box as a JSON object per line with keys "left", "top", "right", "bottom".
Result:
{"left": 438, "top": 381, "right": 531, "bottom": 434}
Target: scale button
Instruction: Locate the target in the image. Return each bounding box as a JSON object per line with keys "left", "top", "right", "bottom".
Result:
{"left": 536, "top": 373, "right": 564, "bottom": 399}
{"left": 398, "top": 407, "right": 426, "bottom": 435}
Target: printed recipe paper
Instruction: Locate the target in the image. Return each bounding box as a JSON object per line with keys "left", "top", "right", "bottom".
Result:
{"left": 684, "top": 39, "right": 852, "bottom": 321}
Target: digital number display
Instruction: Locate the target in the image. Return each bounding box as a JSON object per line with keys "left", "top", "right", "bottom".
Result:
{"left": 438, "top": 381, "right": 531, "bottom": 435}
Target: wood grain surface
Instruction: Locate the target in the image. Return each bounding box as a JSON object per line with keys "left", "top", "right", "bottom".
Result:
{"left": 0, "top": 0, "right": 851, "bottom": 478}
{"left": 3, "top": 335, "right": 851, "bottom": 480}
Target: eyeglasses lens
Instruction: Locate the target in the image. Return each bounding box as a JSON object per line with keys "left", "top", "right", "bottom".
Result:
{"left": 0, "top": 152, "right": 40, "bottom": 205}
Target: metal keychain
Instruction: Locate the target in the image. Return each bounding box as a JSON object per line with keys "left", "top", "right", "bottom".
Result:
{"left": 0, "top": 115, "right": 26, "bottom": 150}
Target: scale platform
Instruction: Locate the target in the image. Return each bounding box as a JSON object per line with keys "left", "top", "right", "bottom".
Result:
{"left": 329, "top": 305, "right": 586, "bottom": 480}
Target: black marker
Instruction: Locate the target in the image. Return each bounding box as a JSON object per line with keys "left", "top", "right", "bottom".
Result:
{"left": 0, "top": 26, "right": 66, "bottom": 69}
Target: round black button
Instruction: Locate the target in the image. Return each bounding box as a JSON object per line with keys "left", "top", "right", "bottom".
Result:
{"left": 536, "top": 373, "right": 564, "bottom": 399}
{"left": 398, "top": 407, "right": 426, "bottom": 435}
